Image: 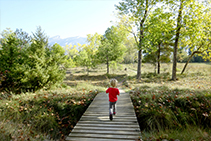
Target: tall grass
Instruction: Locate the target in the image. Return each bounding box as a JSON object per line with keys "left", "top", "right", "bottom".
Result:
{"left": 126, "top": 63, "right": 211, "bottom": 140}
{"left": 0, "top": 83, "right": 104, "bottom": 140}
{"left": 130, "top": 85, "right": 211, "bottom": 129}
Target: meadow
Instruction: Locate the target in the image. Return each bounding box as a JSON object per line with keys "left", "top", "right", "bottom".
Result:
{"left": 0, "top": 63, "right": 210, "bottom": 141}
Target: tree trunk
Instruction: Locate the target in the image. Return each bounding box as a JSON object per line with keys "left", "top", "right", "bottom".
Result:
{"left": 136, "top": 0, "right": 148, "bottom": 80}
{"left": 172, "top": 0, "right": 183, "bottom": 81}
{"left": 181, "top": 51, "right": 202, "bottom": 74}
{"left": 137, "top": 49, "right": 142, "bottom": 79}
{"left": 157, "top": 43, "right": 161, "bottom": 74}
{"left": 107, "top": 55, "right": 109, "bottom": 74}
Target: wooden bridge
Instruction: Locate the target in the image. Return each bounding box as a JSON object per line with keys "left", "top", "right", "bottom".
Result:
{"left": 66, "top": 89, "right": 141, "bottom": 141}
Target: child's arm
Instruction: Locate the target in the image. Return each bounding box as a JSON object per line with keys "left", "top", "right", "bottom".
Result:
{"left": 117, "top": 89, "right": 120, "bottom": 96}
{"left": 106, "top": 88, "right": 109, "bottom": 94}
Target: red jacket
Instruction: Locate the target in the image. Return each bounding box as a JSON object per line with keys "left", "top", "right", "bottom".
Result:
{"left": 106, "top": 87, "right": 120, "bottom": 102}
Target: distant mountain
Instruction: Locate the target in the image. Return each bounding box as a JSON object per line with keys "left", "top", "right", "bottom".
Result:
{"left": 49, "top": 35, "right": 87, "bottom": 47}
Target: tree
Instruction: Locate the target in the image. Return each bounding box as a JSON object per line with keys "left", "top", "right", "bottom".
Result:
{"left": 116, "top": 0, "right": 159, "bottom": 80}
{"left": 65, "top": 44, "right": 78, "bottom": 68}
{"left": 167, "top": 0, "right": 211, "bottom": 78}
{"left": 51, "top": 43, "right": 75, "bottom": 68}
{"left": 75, "top": 33, "right": 102, "bottom": 74}
{"left": 180, "top": 1, "right": 211, "bottom": 74}
{"left": 0, "top": 27, "right": 71, "bottom": 93}
{"left": 41, "top": 43, "right": 69, "bottom": 88}
{"left": 14, "top": 29, "right": 31, "bottom": 46}
{"left": 22, "top": 26, "right": 50, "bottom": 91}
{"left": 170, "top": 0, "right": 184, "bottom": 80}
{"left": 97, "top": 26, "right": 126, "bottom": 74}
{"left": 0, "top": 29, "right": 26, "bottom": 92}
{"left": 83, "top": 33, "right": 102, "bottom": 69}
{"left": 144, "top": 7, "right": 174, "bottom": 74}
{"left": 23, "top": 27, "right": 67, "bottom": 91}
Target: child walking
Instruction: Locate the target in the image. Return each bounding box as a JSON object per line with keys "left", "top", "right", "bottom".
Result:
{"left": 106, "top": 79, "right": 120, "bottom": 121}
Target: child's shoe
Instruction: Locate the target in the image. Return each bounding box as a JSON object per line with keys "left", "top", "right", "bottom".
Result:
{"left": 109, "top": 114, "right": 113, "bottom": 121}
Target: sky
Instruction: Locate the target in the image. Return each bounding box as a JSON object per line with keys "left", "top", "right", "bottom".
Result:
{"left": 0, "top": 0, "right": 122, "bottom": 38}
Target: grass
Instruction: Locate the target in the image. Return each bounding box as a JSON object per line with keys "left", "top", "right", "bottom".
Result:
{"left": 0, "top": 83, "right": 105, "bottom": 140}
{"left": 130, "top": 85, "right": 211, "bottom": 140}
{"left": 125, "top": 63, "right": 211, "bottom": 140}
{"left": 141, "top": 126, "right": 211, "bottom": 141}
{"left": 0, "top": 62, "right": 210, "bottom": 141}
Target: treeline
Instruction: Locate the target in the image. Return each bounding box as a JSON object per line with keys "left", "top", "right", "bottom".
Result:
{"left": 0, "top": 23, "right": 210, "bottom": 93}
{"left": 1, "top": 0, "right": 211, "bottom": 93}
{"left": 0, "top": 26, "right": 131, "bottom": 93}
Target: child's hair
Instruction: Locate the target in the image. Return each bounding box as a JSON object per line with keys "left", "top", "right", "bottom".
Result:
{"left": 110, "top": 79, "right": 118, "bottom": 87}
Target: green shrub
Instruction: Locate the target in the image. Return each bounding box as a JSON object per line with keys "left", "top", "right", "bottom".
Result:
{"left": 0, "top": 28, "right": 70, "bottom": 93}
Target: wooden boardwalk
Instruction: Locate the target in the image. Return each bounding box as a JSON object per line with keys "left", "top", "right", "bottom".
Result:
{"left": 66, "top": 89, "right": 141, "bottom": 141}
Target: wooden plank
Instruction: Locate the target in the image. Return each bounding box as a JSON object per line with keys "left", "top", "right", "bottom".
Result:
{"left": 79, "top": 120, "right": 139, "bottom": 125}
{"left": 81, "top": 115, "right": 137, "bottom": 119}
{"left": 84, "top": 111, "right": 136, "bottom": 117}
{"left": 73, "top": 126, "right": 140, "bottom": 131}
{"left": 66, "top": 89, "right": 141, "bottom": 140}
{"left": 66, "top": 137, "right": 135, "bottom": 141}
{"left": 76, "top": 123, "right": 139, "bottom": 128}
{"left": 67, "top": 133, "right": 140, "bottom": 140}
{"left": 71, "top": 129, "right": 139, "bottom": 135}
{"left": 80, "top": 117, "right": 137, "bottom": 122}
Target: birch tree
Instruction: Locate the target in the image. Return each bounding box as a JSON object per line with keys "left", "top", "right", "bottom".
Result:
{"left": 116, "top": 0, "right": 159, "bottom": 80}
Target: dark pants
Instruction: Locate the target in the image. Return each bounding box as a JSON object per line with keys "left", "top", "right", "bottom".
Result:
{"left": 109, "top": 101, "right": 116, "bottom": 114}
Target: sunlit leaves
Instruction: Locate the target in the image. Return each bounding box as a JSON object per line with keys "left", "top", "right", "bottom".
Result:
{"left": 143, "top": 6, "right": 174, "bottom": 68}
{"left": 74, "top": 33, "right": 102, "bottom": 74}
{"left": 97, "top": 26, "right": 127, "bottom": 74}
{"left": 115, "top": 0, "right": 161, "bottom": 79}
{"left": 178, "top": 1, "right": 211, "bottom": 73}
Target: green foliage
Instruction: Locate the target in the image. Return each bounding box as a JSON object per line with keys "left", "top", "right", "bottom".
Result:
{"left": 116, "top": 0, "right": 163, "bottom": 79}
{"left": 110, "top": 61, "right": 118, "bottom": 74}
{"left": 0, "top": 29, "right": 27, "bottom": 92}
{"left": 97, "top": 26, "right": 127, "bottom": 74}
{"left": 180, "top": 1, "right": 211, "bottom": 61}
{"left": 177, "top": 47, "right": 189, "bottom": 62}
{"left": 0, "top": 27, "right": 71, "bottom": 93}
{"left": 143, "top": 7, "right": 174, "bottom": 67}
{"left": 123, "top": 37, "right": 137, "bottom": 64}
{"left": 116, "top": 0, "right": 211, "bottom": 79}
{"left": 65, "top": 44, "right": 78, "bottom": 68}
{"left": 74, "top": 33, "right": 102, "bottom": 74}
